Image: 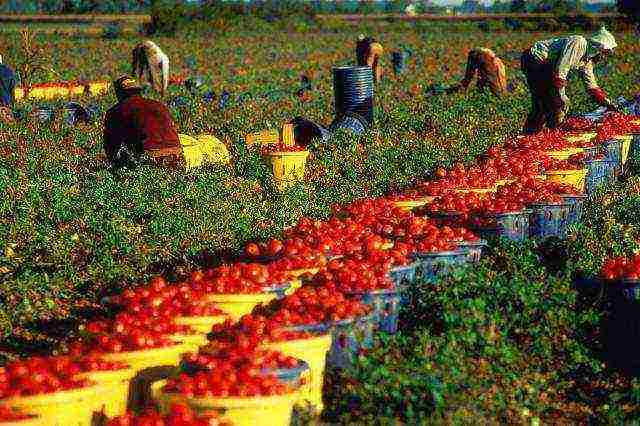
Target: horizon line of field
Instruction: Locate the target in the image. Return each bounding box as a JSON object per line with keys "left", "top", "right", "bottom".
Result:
{"left": 0, "top": 12, "right": 624, "bottom": 24}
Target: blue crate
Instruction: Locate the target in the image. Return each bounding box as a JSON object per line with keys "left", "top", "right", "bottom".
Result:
{"left": 585, "top": 159, "right": 616, "bottom": 194}
{"left": 602, "top": 139, "right": 622, "bottom": 174}
{"left": 559, "top": 194, "right": 587, "bottom": 224}
{"left": 286, "top": 316, "right": 375, "bottom": 370}
{"left": 471, "top": 211, "right": 530, "bottom": 242}
{"left": 351, "top": 288, "right": 402, "bottom": 334}
{"left": 528, "top": 202, "right": 571, "bottom": 238}
{"left": 388, "top": 263, "right": 418, "bottom": 287}
{"left": 411, "top": 249, "right": 469, "bottom": 281}
{"left": 455, "top": 239, "right": 487, "bottom": 263}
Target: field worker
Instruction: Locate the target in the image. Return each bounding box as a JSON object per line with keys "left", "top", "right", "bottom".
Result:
{"left": 131, "top": 40, "right": 169, "bottom": 96}
{"left": 104, "top": 76, "right": 181, "bottom": 167}
{"left": 449, "top": 48, "right": 507, "bottom": 96}
{"left": 521, "top": 27, "right": 620, "bottom": 134}
{"left": 356, "top": 35, "right": 384, "bottom": 84}
{"left": 0, "top": 54, "right": 17, "bottom": 107}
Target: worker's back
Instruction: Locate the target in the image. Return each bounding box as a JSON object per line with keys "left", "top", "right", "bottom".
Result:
{"left": 0, "top": 64, "right": 17, "bottom": 107}
{"left": 104, "top": 95, "right": 180, "bottom": 161}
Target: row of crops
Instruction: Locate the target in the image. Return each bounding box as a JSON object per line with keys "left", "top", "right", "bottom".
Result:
{"left": 2, "top": 24, "right": 640, "bottom": 422}
{"left": 0, "top": 106, "right": 639, "bottom": 424}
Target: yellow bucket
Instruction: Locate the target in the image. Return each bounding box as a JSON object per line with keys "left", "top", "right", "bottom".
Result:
{"left": 0, "top": 417, "right": 42, "bottom": 426}
{"left": 392, "top": 199, "right": 428, "bottom": 211}
{"left": 565, "top": 132, "right": 596, "bottom": 144}
{"left": 263, "top": 334, "right": 332, "bottom": 414}
{"left": 545, "top": 168, "right": 587, "bottom": 192}
{"left": 153, "top": 382, "right": 298, "bottom": 426}
{"left": 179, "top": 134, "right": 230, "bottom": 170}
{"left": 4, "top": 385, "right": 99, "bottom": 426}
{"left": 101, "top": 345, "right": 189, "bottom": 372}
{"left": 175, "top": 315, "right": 228, "bottom": 334}
{"left": 69, "top": 85, "right": 85, "bottom": 96}
{"left": 288, "top": 268, "right": 320, "bottom": 279}
{"left": 14, "top": 87, "right": 24, "bottom": 101}
{"left": 544, "top": 147, "right": 584, "bottom": 160}
{"left": 495, "top": 178, "right": 516, "bottom": 186}
{"left": 76, "top": 369, "right": 136, "bottom": 418}
{"left": 168, "top": 333, "right": 209, "bottom": 349}
{"left": 203, "top": 293, "right": 278, "bottom": 321}
{"left": 453, "top": 187, "right": 495, "bottom": 194}
{"left": 264, "top": 151, "right": 310, "bottom": 190}
{"left": 89, "top": 82, "right": 109, "bottom": 96}
{"left": 245, "top": 130, "right": 279, "bottom": 147}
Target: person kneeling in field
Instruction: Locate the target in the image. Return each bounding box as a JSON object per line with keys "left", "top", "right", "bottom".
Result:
{"left": 521, "top": 26, "right": 620, "bottom": 134}
{"left": 356, "top": 35, "right": 384, "bottom": 84}
{"left": 132, "top": 40, "right": 169, "bottom": 97}
{"left": 447, "top": 48, "right": 507, "bottom": 97}
{"left": 104, "top": 76, "right": 182, "bottom": 167}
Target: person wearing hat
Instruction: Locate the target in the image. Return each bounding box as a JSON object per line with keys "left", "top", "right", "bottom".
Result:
{"left": 131, "top": 40, "right": 169, "bottom": 97}
{"left": 0, "top": 54, "right": 17, "bottom": 122}
{"left": 521, "top": 27, "right": 620, "bottom": 134}
{"left": 448, "top": 48, "right": 507, "bottom": 97}
{"left": 103, "top": 75, "right": 181, "bottom": 166}
{"left": 356, "top": 35, "right": 384, "bottom": 84}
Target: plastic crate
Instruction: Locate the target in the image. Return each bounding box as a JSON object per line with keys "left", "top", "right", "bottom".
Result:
{"left": 559, "top": 194, "right": 587, "bottom": 224}
{"left": 585, "top": 159, "right": 616, "bottom": 195}
{"left": 602, "top": 139, "right": 622, "bottom": 174}
{"left": 286, "top": 317, "right": 374, "bottom": 370}
{"left": 471, "top": 211, "right": 530, "bottom": 242}
{"left": 528, "top": 202, "right": 571, "bottom": 238}
{"left": 411, "top": 249, "right": 469, "bottom": 281}
{"left": 456, "top": 239, "right": 487, "bottom": 263}
{"left": 351, "top": 288, "right": 402, "bottom": 334}
{"left": 388, "top": 263, "right": 418, "bottom": 287}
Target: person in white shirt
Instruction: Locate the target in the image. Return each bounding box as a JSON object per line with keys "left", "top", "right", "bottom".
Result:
{"left": 131, "top": 40, "right": 169, "bottom": 97}
{"left": 520, "top": 26, "right": 620, "bottom": 134}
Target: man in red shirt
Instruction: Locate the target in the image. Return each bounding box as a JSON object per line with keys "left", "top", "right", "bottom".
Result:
{"left": 103, "top": 75, "right": 181, "bottom": 166}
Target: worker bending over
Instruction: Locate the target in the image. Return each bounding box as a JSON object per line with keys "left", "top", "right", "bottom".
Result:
{"left": 449, "top": 48, "right": 507, "bottom": 96}
{"left": 104, "top": 76, "right": 181, "bottom": 167}
{"left": 521, "top": 26, "right": 619, "bottom": 134}
{"left": 356, "top": 35, "right": 384, "bottom": 84}
{"left": 132, "top": 40, "right": 170, "bottom": 96}
{"left": 0, "top": 54, "right": 17, "bottom": 122}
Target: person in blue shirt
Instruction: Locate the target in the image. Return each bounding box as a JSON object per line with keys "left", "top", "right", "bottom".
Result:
{"left": 0, "top": 54, "right": 17, "bottom": 108}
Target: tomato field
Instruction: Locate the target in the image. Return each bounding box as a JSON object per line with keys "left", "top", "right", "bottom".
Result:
{"left": 2, "top": 18, "right": 640, "bottom": 424}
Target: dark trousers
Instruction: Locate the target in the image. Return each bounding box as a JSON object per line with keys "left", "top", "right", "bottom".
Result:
{"left": 521, "top": 50, "right": 565, "bottom": 134}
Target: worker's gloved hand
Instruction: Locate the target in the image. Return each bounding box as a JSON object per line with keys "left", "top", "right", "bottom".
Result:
{"left": 552, "top": 74, "right": 567, "bottom": 89}
{"left": 588, "top": 87, "right": 610, "bottom": 107}
{"left": 605, "top": 101, "right": 622, "bottom": 113}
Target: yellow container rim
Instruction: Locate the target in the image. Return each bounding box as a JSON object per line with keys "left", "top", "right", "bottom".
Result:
{"left": 454, "top": 187, "right": 496, "bottom": 194}
{"left": 174, "top": 315, "right": 228, "bottom": 327}
{"left": 565, "top": 132, "right": 597, "bottom": 142}
{"left": 204, "top": 293, "right": 279, "bottom": 303}
{"left": 543, "top": 148, "right": 584, "bottom": 159}
{"left": 263, "top": 333, "right": 333, "bottom": 352}
{"left": 264, "top": 151, "right": 310, "bottom": 159}
{"left": 0, "top": 416, "right": 42, "bottom": 426}
{"left": 3, "top": 384, "right": 98, "bottom": 407}
{"left": 288, "top": 268, "right": 320, "bottom": 278}
{"left": 75, "top": 368, "right": 136, "bottom": 384}
{"left": 101, "top": 344, "right": 187, "bottom": 364}
{"left": 153, "top": 381, "right": 299, "bottom": 408}
{"left": 545, "top": 168, "right": 588, "bottom": 176}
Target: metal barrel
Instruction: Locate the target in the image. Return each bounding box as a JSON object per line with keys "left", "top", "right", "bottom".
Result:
{"left": 332, "top": 66, "right": 374, "bottom": 125}
{"left": 329, "top": 112, "right": 368, "bottom": 136}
